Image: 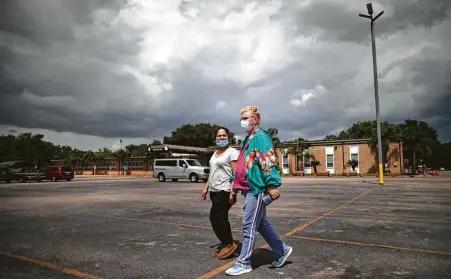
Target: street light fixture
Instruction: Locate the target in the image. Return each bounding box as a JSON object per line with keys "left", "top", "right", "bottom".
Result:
{"left": 359, "top": 3, "right": 384, "bottom": 185}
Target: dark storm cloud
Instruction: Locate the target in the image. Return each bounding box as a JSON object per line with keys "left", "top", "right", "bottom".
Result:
{"left": 0, "top": 0, "right": 126, "bottom": 45}
{"left": 0, "top": 0, "right": 153, "bottom": 137}
{"left": 0, "top": 0, "right": 450, "bottom": 147}
{"left": 288, "top": 0, "right": 451, "bottom": 43}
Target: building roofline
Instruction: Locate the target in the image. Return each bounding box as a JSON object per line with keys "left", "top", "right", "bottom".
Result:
{"left": 207, "top": 138, "right": 401, "bottom": 150}
{"left": 0, "top": 160, "right": 36, "bottom": 166}
{"left": 281, "top": 138, "right": 373, "bottom": 146}
{"left": 149, "top": 144, "right": 209, "bottom": 153}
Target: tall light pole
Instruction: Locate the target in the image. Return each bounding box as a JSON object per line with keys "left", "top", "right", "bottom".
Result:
{"left": 359, "top": 3, "right": 384, "bottom": 185}
{"left": 146, "top": 146, "right": 150, "bottom": 178}
{"left": 119, "top": 139, "right": 123, "bottom": 175}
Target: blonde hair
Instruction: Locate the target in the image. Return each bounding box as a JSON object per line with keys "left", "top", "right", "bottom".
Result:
{"left": 240, "top": 106, "right": 261, "bottom": 123}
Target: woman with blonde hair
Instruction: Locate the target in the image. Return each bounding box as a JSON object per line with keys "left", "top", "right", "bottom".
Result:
{"left": 226, "top": 106, "right": 292, "bottom": 276}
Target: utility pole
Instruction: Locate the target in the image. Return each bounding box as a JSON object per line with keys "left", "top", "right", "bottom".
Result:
{"left": 359, "top": 3, "right": 384, "bottom": 185}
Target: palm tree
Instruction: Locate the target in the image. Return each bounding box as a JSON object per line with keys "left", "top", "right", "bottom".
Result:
{"left": 347, "top": 159, "right": 359, "bottom": 171}
{"left": 287, "top": 142, "right": 310, "bottom": 174}
{"left": 94, "top": 150, "right": 106, "bottom": 174}
{"left": 64, "top": 151, "right": 80, "bottom": 171}
{"left": 113, "top": 149, "right": 130, "bottom": 175}
{"left": 82, "top": 151, "right": 95, "bottom": 174}
{"left": 306, "top": 152, "right": 320, "bottom": 175}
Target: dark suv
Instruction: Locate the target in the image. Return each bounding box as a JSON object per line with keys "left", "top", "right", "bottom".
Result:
{"left": 0, "top": 166, "right": 12, "bottom": 183}
{"left": 42, "top": 166, "right": 74, "bottom": 182}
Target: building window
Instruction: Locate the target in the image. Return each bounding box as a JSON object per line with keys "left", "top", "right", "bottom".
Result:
{"left": 282, "top": 155, "right": 289, "bottom": 170}
{"left": 326, "top": 146, "right": 334, "bottom": 171}
{"left": 327, "top": 154, "right": 333, "bottom": 168}
{"left": 351, "top": 153, "right": 358, "bottom": 164}
{"left": 350, "top": 145, "right": 359, "bottom": 171}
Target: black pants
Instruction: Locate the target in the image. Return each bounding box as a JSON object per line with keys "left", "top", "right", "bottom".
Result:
{"left": 210, "top": 191, "right": 233, "bottom": 245}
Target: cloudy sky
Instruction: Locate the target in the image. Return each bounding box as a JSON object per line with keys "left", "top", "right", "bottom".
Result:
{"left": 1, "top": 0, "right": 450, "bottom": 151}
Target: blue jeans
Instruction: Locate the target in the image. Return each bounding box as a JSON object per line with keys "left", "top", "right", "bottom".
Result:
{"left": 236, "top": 192, "right": 287, "bottom": 267}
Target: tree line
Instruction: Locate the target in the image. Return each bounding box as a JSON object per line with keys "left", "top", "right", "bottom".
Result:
{"left": 0, "top": 120, "right": 449, "bottom": 170}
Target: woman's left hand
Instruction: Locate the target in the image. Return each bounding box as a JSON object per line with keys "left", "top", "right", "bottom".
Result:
{"left": 268, "top": 187, "right": 280, "bottom": 200}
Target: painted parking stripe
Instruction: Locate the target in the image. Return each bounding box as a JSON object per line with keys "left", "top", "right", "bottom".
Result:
{"left": 1, "top": 252, "right": 102, "bottom": 279}
{"left": 287, "top": 236, "right": 451, "bottom": 256}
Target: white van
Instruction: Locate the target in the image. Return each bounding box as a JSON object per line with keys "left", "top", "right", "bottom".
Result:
{"left": 153, "top": 158, "right": 210, "bottom": 183}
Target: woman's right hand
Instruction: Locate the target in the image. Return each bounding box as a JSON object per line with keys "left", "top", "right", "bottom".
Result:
{"left": 229, "top": 190, "right": 237, "bottom": 205}
{"left": 201, "top": 185, "right": 208, "bottom": 200}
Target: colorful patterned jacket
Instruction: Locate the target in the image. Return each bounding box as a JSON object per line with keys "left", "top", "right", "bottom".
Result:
{"left": 242, "top": 128, "right": 282, "bottom": 195}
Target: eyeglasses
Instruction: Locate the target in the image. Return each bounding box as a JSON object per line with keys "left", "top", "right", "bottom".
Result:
{"left": 240, "top": 116, "right": 255, "bottom": 121}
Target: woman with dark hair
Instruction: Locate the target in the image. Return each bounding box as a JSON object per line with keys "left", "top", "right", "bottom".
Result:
{"left": 201, "top": 127, "right": 239, "bottom": 259}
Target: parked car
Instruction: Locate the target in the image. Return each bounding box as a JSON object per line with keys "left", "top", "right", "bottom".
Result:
{"left": 42, "top": 166, "right": 74, "bottom": 182}
{"left": 0, "top": 166, "right": 12, "bottom": 183}
{"left": 153, "top": 158, "right": 210, "bottom": 182}
{"left": 10, "top": 168, "right": 45, "bottom": 183}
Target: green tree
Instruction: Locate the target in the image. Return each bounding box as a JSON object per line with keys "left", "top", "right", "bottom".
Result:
{"left": 400, "top": 119, "right": 439, "bottom": 173}
{"left": 337, "top": 120, "right": 376, "bottom": 139}
{"left": 125, "top": 144, "right": 149, "bottom": 157}
{"left": 163, "top": 123, "right": 236, "bottom": 147}
{"left": 369, "top": 122, "right": 402, "bottom": 164}
{"left": 437, "top": 142, "right": 451, "bottom": 170}
{"left": 347, "top": 159, "right": 359, "bottom": 171}
{"left": 82, "top": 150, "right": 95, "bottom": 170}
{"left": 301, "top": 150, "right": 320, "bottom": 175}
{"left": 335, "top": 120, "right": 401, "bottom": 164}
{"left": 0, "top": 132, "right": 69, "bottom": 165}
{"left": 113, "top": 149, "right": 131, "bottom": 174}
{"left": 151, "top": 140, "right": 162, "bottom": 145}
{"left": 263, "top": 128, "right": 281, "bottom": 147}
{"left": 323, "top": 134, "right": 339, "bottom": 140}
{"left": 64, "top": 150, "right": 83, "bottom": 170}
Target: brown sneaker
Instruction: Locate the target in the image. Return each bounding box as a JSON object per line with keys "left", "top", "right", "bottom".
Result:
{"left": 216, "top": 243, "right": 237, "bottom": 259}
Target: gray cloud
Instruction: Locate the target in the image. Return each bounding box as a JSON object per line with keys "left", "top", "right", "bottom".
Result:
{"left": 290, "top": 0, "right": 451, "bottom": 43}
{"left": 0, "top": 0, "right": 450, "bottom": 150}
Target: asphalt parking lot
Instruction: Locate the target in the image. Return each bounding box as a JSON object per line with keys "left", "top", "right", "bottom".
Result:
{"left": 1, "top": 176, "right": 451, "bottom": 278}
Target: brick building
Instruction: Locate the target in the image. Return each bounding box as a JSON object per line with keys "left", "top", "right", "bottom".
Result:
{"left": 275, "top": 139, "right": 403, "bottom": 175}
{"left": 49, "top": 140, "right": 403, "bottom": 176}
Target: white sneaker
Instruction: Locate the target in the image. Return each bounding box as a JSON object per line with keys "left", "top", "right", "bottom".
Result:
{"left": 225, "top": 263, "right": 252, "bottom": 276}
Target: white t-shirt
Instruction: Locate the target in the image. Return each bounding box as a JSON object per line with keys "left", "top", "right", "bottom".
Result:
{"left": 208, "top": 147, "right": 239, "bottom": 192}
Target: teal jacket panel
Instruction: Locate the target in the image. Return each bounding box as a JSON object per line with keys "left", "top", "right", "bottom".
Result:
{"left": 243, "top": 128, "right": 282, "bottom": 195}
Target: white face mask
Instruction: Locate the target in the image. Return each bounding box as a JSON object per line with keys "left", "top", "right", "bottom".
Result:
{"left": 241, "top": 119, "right": 253, "bottom": 133}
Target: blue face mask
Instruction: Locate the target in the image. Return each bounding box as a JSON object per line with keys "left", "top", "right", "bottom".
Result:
{"left": 216, "top": 140, "right": 229, "bottom": 147}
